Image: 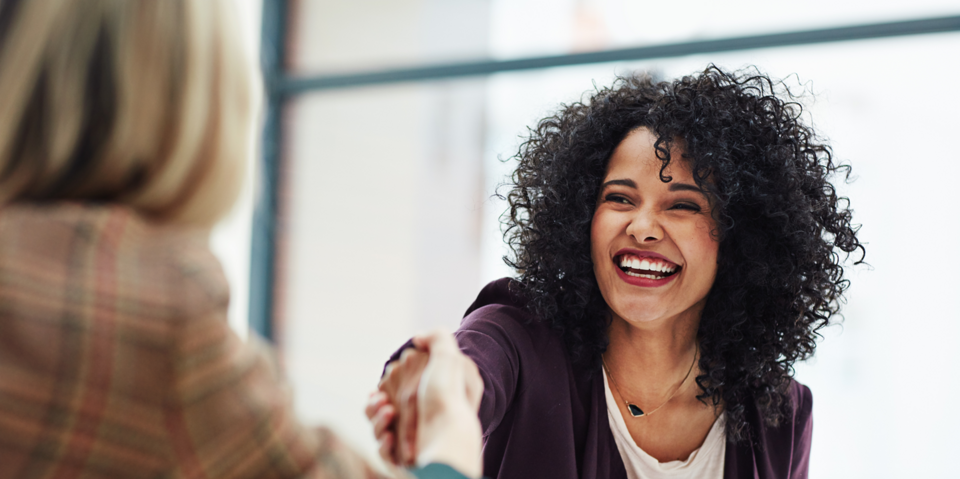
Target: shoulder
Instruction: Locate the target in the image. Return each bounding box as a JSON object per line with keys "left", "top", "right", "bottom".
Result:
{"left": 779, "top": 379, "right": 813, "bottom": 476}
{"left": 790, "top": 380, "right": 812, "bottom": 412}
{"left": 456, "top": 278, "right": 571, "bottom": 381}
{"left": 0, "top": 202, "right": 228, "bottom": 322}
{"left": 727, "top": 378, "right": 813, "bottom": 478}
{"left": 743, "top": 378, "right": 812, "bottom": 430}
{"left": 755, "top": 378, "right": 813, "bottom": 436}
{"left": 458, "top": 278, "right": 562, "bottom": 353}
{"left": 740, "top": 378, "right": 813, "bottom": 477}
{"left": 783, "top": 379, "right": 813, "bottom": 430}
{"left": 151, "top": 225, "right": 230, "bottom": 320}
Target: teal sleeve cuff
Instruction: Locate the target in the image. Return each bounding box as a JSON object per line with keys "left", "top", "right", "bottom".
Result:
{"left": 411, "top": 462, "right": 481, "bottom": 479}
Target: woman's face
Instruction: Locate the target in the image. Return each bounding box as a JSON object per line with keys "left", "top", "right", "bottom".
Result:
{"left": 591, "top": 127, "right": 718, "bottom": 327}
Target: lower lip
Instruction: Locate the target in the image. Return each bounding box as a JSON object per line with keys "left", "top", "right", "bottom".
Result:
{"left": 615, "top": 265, "right": 679, "bottom": 287}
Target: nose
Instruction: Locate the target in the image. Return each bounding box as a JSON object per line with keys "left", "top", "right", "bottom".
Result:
{"left": 625, "top": 207, "right": 663, "bottom": 243}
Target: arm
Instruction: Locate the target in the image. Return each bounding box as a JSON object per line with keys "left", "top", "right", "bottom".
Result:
{"left": 410, "top": 330, "right": 484, "bottom": 478}
{"left": 372, "top": 304, "right": 528, "bottom": 476}
{"left": 164, "top": 267, "right": 384, "bottom": 479}
{"left": 454, "top": 323, "right": 519, "bottom": 437}
{"left": 376, "top": 304, "right": 524, "bottom": 444}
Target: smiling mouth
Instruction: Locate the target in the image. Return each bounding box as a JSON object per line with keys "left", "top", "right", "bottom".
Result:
{"left": 615, "top": 254, "right": 681, "bottom": 280}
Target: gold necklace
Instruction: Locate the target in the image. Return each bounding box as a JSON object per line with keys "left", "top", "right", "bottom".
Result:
{"left": 602, "top": 343, "right": 698, "bottom": 418}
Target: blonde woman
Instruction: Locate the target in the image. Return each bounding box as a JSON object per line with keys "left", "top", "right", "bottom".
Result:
{"left": 0, "top": 1, "right": 481, "bottom": 478}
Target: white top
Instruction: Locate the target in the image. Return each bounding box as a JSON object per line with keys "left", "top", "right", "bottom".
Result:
{"left": 603, "top": 368, "right": 726, "bottom": 479}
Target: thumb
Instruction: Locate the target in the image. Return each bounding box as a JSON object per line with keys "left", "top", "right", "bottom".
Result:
{"left": 411, "top": 328, "right": 458, "bottom": 355}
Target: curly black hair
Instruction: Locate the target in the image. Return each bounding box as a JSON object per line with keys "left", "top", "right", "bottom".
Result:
{"left": 501, "top": 65, "right": 863, "bottom": 440}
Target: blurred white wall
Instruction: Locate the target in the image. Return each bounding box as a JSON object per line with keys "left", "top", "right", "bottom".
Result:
{"left": 280, "top": 0, "right": 491, "bottom": 465}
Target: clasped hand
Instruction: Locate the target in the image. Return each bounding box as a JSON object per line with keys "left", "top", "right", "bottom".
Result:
{"left": 366, "top": 330, "right": 484, "bottom": 478}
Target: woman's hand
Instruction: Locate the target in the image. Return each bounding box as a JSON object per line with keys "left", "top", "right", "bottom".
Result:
{"left": 365, "top": 390, "right": 400, "bottom": 465}
{"left": 366, "top": 330, "right": 484, "bottom": 478}
{"left": 369, "top": 346, "right": 429, "bottom": 466}
{"left": 411, "top": 330, "right": 484, "bottom": 477}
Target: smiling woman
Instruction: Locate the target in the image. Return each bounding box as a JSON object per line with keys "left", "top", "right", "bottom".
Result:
{"left": 374, "top": 65, "right": 863, "bottom": 479}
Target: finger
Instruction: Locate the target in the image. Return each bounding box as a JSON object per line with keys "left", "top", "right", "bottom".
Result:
{"left": 365, "top": 391, "right": 389, "bottom": 419}
{"left": 405, "top": 404, "right": 418, "bottom": 466}
{"left": 398, "top": 388, "right": 419, "bottom": 465}
{"left": 377, "top": 431, "right": 396, "bottom": 465}
{"left": 428, "top": 333, "right": 462, "bottom": 359}
{"left": 411, "top": 327, "right": 453, "bottom": 352}
{"left": 379, "top": 361, "right": 398, "bottom": 389}
{"left": 399, "top": 346, "right": 418, "bottom": 362}
{"left": 416, "top": 331, "right": 482, "bottom": 406}
{"left": 372, "top": 403, "right": 396, "bottom": 438}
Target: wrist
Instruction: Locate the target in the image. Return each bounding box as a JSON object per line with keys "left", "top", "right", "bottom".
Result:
{"left": 416, "top": 405, "right": 482, "bottom": 479}
{"left": 411, "top": 462, "right": 478, "bottom": 479}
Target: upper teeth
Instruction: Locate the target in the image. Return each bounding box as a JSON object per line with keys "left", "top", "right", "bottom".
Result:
{"left": 619, "top": 256, "right": 677, "bottom": 273}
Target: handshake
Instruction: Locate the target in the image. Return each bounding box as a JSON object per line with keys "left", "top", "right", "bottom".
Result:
{"left": 366, "top": 330, "right": 485, "bottom": 478}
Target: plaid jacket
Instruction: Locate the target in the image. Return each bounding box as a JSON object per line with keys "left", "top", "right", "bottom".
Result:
{"left": 0, "top": 203, "right": 386, "bottom": 479}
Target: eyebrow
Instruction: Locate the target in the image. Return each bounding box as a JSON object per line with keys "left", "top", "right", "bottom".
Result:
{"left": 600, "top": 179, "right": 636, "bottom": 189}
{"left": 600, "top": 178, "right": 705, "bottom": 194}
{"left": 668, "top": 182, "right": 705, "bottom": 194}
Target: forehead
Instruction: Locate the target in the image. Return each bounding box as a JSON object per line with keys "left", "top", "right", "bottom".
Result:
{"left": 604, "top": 127, "right": 693, "bottom": 182}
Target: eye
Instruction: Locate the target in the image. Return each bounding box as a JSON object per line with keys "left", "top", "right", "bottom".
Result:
{"left": 670, "top": 202, "right": 702, "bottom": 212}
{"left": 604, "top": 193, "right": 632, "bottom": 205}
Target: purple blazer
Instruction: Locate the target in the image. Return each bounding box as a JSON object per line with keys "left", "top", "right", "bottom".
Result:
{"left": 392, "top": 278, "right": 812, "bottom": 479}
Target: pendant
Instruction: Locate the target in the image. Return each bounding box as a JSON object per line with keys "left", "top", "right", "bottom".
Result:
{"left": 627, "top": 403, "right": 645, "bottom": 417}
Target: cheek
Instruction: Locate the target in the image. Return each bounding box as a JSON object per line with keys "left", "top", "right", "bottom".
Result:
{"left": 590, "top": 210, "right": 623, "bottom": 285}
{"left": 701, "top": 242, "right": 719, "bottom": 281}
{"left": 690, "top": 221, "right": 719, "bottom": 279}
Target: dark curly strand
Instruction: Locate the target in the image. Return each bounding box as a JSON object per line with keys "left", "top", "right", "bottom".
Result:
{"left": 501, "top": 65, "right": 863, "bottom": 441}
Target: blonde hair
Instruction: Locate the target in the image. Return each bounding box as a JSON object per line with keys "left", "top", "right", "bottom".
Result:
{"left": 0, "top": 0, "right": 258, "bottom": 226}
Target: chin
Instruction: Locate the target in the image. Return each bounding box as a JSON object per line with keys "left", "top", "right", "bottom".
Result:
{"left": 611, "top": 303, "right": 670, "bottom": 325}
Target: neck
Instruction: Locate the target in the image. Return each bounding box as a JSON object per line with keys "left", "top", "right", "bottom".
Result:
{"left": 604, "top": 307, "right": 701, "bottom": 397}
